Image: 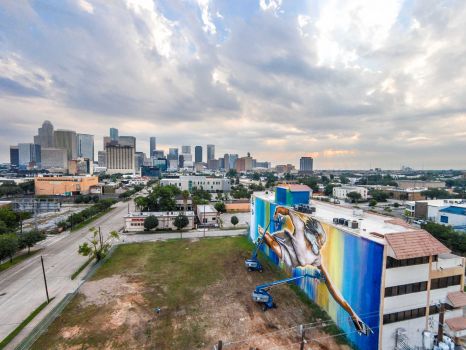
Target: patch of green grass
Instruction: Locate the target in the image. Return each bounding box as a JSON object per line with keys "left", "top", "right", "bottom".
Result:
{"left": 71, "top": 207, "right": 114, "bottom": 232}
{"left": 70, "top": 258, "right": 94, "bottom": 280}
{"left": 0, "top": 249, "right": 42, "bottom": 273}
{"left": 0, "top": 298, "right": 53, "bottom": 349}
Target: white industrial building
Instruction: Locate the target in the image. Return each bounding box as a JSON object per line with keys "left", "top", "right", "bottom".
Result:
{"left": 196, "top": 204, "right": 219, "bottom": 226}
{"left": 160, "top": 175, "right": 231, "bottom": 192}
{"left": 333, "top": 185, "right": 368, "bottom": 200}
{"left": 124, "top": 211, "right": 196, "bottom": 232}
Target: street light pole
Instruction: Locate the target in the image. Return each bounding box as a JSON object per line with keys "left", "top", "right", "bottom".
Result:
{"left": 40, "top": 256, "right": 50, "bottom": 303}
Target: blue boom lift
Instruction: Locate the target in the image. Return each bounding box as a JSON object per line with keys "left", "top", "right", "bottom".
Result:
{"left": 252, "top": 272, "right": 324, "bottom": 311}
{"left": 245, "top": 219, "right": 279, "bottom": 272}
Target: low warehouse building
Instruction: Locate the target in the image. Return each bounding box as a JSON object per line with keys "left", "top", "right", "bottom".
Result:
{"left": 124, "top": 211, "right": 196, "bottom": 232}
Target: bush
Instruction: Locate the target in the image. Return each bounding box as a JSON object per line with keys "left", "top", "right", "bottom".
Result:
{"left": 231, "top": 216, "right": 239, "bottom": 227}
{"left": 18, "top": 230, "right": 46, "bottom": 253}
{"left": 369, "top": 199, "right": 377, "bottom": 207}
{"left": 144, "top": 216, "right": 159, "bottom": 231}
{"left": 174, "top": 214, "right": 189, "bottom": 230}
{"left": 214, "top": 202, "right": 226, "bottom": 213}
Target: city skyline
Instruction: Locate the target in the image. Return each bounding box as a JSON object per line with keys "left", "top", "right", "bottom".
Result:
{"left": 1, "top": 1, "right": 466, "bottom": 169}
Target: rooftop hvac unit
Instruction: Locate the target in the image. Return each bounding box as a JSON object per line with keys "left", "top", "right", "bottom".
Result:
{"left": 344, "top": 219, "right": 350, "bottom": 227}
{"left": 338, "top": 218, "right": 345, "bottom": 225}
{"left": 351, "top": 221, "right": 359, "bottom": 229}
{"left": 333, "top": 218, "right": 339, "bottom": 224}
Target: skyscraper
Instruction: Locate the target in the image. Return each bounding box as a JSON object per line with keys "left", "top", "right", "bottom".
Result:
{"left": 34, "top": 120, "right": 54, "bottom": 148}
{"left": 54, "top": 130, "right": 77, "bottom": 161}
{"left": 195, "top": 146, "right": 203, "bottom": 163}
{"left": 181, "top": 145, "right": 191, "bottom": 154}
{"left": 118, "top": 136, "right": 136, "bottom": 148}
{"left": 9, "top": 146, "right": 19, "bottom": 167}
{"left": 18, "top": 143, "right": 41, "bottom": 166}
{"left": 98, "top": 151, "right": 107, "bottom": 167}
{"left": 150, "top": 137, "right": 156, "bottom": 157}
{"left": 110, "top": 128, "right": 119, "bottom": 141}
{"left": 168, "top": 148, "right": 179, "bottom": 160}
{"left": 207, "top": 144, "right": 215, "bottom": 161}
{"left": 41, "top": 148, "right": 67, "bottom": 170}
{"left": 223, "top": 153, "right": 230, "bottom": 171}
{"left": 105, "top": 144, "right": 135, "bottom": 174}
{"left": 77, "top": 134, "right": 94, "bottom": 160}
{"left": 299, "top": 157, "right": 313, "bottom": 173}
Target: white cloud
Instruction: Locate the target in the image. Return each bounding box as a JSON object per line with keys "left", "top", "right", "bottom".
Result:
{"left": 77, "top": 0, "right": 94, "bottom": 14}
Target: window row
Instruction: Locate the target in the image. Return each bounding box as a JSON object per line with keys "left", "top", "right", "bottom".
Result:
{"left": 385, "top": 281, "right": 428, "bottom": 297}
{"left": 430, "top": 275, "right": 461, "bottom": 290}
{"left": 386, "top": 256, "right": 434, "bottom": 269}
{"left": 383, "top": 307, "right": 426, "bottom": 324}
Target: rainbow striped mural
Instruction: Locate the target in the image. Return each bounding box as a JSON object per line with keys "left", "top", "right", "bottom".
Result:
{"left": 250, "top": 195, "right": 384, "bottom": 350}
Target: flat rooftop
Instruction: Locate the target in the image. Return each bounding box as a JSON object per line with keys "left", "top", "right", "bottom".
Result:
{"left": 254, "top": 191, "right": 434, "bottom": 247}
{"left": 126, "top": 211, "right": 195, "bottom": 218}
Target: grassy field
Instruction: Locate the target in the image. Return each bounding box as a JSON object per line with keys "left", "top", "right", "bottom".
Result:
{"left": 33, "top": 237, "right": 351, "bottom": 350}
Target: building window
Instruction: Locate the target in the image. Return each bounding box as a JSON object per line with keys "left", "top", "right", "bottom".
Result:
{"left": 440, "top": 215, "right": 449, "bottom": 224}
{"left": 386, "top": 256, "right": 430, "bottom": 268}
{"left": 383, "top": 307, "right": 426, "bottom": 324}
{"left": 385, "top": 281, "right": 428, "bottom": 297}
{"left": 430, "top": 275, "right": 461, "bottom": 290}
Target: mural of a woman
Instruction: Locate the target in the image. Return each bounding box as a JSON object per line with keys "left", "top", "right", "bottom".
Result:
{"left": 258, "top": 206, "right": 372, "bottom": 336}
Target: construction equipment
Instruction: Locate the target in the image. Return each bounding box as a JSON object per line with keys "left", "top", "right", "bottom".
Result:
{"left": 252, "top": 272, "right": 324, "bottom": 311}
{"left": 245, "top": 219, "right": 279, "bottom": 272}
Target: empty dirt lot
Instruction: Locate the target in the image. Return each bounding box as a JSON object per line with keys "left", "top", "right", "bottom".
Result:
{"left": 33, "top": 237, "right": 352, "bottom": 350}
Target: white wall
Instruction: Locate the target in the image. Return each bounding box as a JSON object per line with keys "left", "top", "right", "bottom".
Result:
{"left": 384, "top": 291, "right": 428, "bottom": 314}
{"left": 381, "top": 317, "right": 426, "bottom": 350}
{"left": 385, "top": 264, "right": 429, "bottom": 287}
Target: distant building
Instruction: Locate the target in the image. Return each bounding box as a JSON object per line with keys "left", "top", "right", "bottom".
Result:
{"left": 397, "top": 180, "right": 445, "bottom": 189}
{"left": 181, "top": 145, "right": 191, "bottom": 154}
{"left": 168, "top": 148, "right": 178, "bottom": 161}
{"left": 255, "top": 161, "right": 271, "bottom": 169}
{"left": 54, "top": 129, "right": 77, "bottom": 161}
{"left": 18, "top": 143, "right": 41, "bottom": 167}
{"left": 150, "top": 137, "right": 156, "bottom": 157}
{"left": 97, "top": 151, "right": 107, "bottom": 167}
{"left": 437, "top": 206, "right": 466, "bottom": 230}
{"left": 236, "top": 155, "right": 253, "bottom": 172}
{"left": 160, "top": 175, "right": 231, "bottom": 192}
{"left": 333, "top": 186, "right": 368, "bottom": 200}
{"left": 152, "top": 158, "right": 168, "bottom": 171}
{"left": 223, "top": 154, "right": 230, "bottom": 171}
{"left": 34, "top": 120, "right": 54, "bottom": 148}
{"left": 152, "top": 150, "right": 164, "bottom": 159}
{"left": 141, "top": 166, "right": 161, "bottom": 178}
{"left": 207, "top": 144, "right": 215, "bottom": 161}
{"left": 41, "top": 148, "right": 67, "bottom": 170}
{"left": 299, "top": 156, "right": 313, "bottom": 173}
{"left": 178, "top": 154, "right": 184, "bottom": 168}
{"left": 218, "top": 157, "right": 225, "bottom": 169}
{"left": 118, "top": 136, "right": 136, "bottom": 148}
{"left": 110, "top": 128, "right": 119, "bottom": 141}
{"left": 195, "top": 145, "right": 203, "bottom": 163}
{"left": 69, "top": 158, "right": 93, "bottom": 175}
{"left": 275, "top": 164, "right": 295, "bottom": 173}
{"left": 196, "top": 204, "right": 219, "bottom": 227}
{"left": 124, "top": 211, "right": 196, "bottom": 232}
{"left": 34, "top": 175, "right": 98, "bottom": 195}
{"left": 105, "top": 144, "right": 135, "bottom": 174}
{"left": 168, "top": 159, "right": 179, "bottom": 171}
{"left": 77, "top": 133, "right": 94, "bottom": 161}
{"left": 135, "top": 152, "right": 146, "bottom": 171}
{"left": 207, "top": 159, "right": 219, "bottom": 170}
{"left": 9, "top": 146, "right": 19, "bottom": 167}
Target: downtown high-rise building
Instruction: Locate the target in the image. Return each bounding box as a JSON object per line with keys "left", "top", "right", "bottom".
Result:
{"left": 207, "top": 144, "right": 215, "bottom": 161}
{"left": 299, "top": 156, "right": 314, "bottom": 173}
{"left": 34, "top": 120, "right": 54, "bottom": 148}
{"left": 195, "top": 145, "right": 203, "bottom": 163}
{"left": 77, "top": 134, "right": 94, "bottom": 160}
{"left": 9, "top": 146, "right": 19, "bottom": 167}
{"left": 118, "top": 136, "right": 136, "bottom": 148}
{"left": 54, "top": 130, "right": 77, "bottom": 161}
{"left": 41, "top": 148, "right": 67, "bottom": 170}
{"left": 105, "top": 144, "right": 135, "bottom": 174}
{"left": 18, "top": 143, "right": 41, "bottom": 167}
{"left": 181, "top": 145, "right": 191, "bottom": 154}
{"left": 167, "top": 148, "right": 178, "bottom": 160}
{"left": 110, "top": 128, "right": 119, "bottom": 141}
{"left": 150, "top": 137, "right": 156, "bottom": 157}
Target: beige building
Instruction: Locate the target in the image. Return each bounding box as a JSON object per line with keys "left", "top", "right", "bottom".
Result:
{"left": 34, "top": 175, "right": 98, "bottom": 195}
{"left": 105, "top": 144, "right": 135, "bottom": 174}
{"left": 124, "top": 211, "right": 196, "bottom": 232}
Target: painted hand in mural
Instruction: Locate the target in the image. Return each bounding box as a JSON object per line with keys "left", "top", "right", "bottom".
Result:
{"left": 260, "top": 206, "right": 372, "bottom": 336}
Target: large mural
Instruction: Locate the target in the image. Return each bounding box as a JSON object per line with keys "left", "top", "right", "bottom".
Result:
{"left": 250, "top": 195, "right": 384, "bottom": 350}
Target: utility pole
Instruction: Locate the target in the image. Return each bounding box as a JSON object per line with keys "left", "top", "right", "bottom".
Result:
{"left": 438, "top": 303, "right": 445, "bottom": 343}
{"left": 203, "top": 205, "right": 206, "bottom": 238}
{"left": 40, "top": 256, "right": 50, "bottom": 303}
{"left": 299, "top": 324, "right": 305, "bottom": 350}
{"left": 216, "top": 340, "right": 223, "bottom": 350}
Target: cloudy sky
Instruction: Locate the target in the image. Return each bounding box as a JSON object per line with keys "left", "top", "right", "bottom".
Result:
{"left": 1, "top": 0, "right": 465, "bottom": 169}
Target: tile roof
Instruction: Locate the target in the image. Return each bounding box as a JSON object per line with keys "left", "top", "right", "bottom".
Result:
{"left": 446, "top": 292, "right": 466, "bottom": 308}
{"left": 446, "top": 316, "right": 466, "bottom": 332}
{"left": 385, "top": 230, "right": 450, "bottom": 260}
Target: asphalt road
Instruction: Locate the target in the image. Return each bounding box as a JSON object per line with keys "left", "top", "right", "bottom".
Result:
{"left": 0, "top": 200, "right": 129, "bottom": 343}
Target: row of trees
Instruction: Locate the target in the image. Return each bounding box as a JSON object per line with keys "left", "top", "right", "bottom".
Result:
{"left": 74, "top": 195, "right": 100, "bottom": 204}
{"left": 0, "top": 181, "right": 35, "bottom": 198}
{"left": 143, "top": 214, "right": 190, "bottom": 231}
{"left": 118, "top": 184, "right": 145, "bottom": 200}
{"left": 57, "top": 199, "right": 116, "bottom": 230}
{"left": 0, "top": 230, "right": 45, "bottom": 262}
{"left": 422, "top": 222, "right": 466, "bottom": 256}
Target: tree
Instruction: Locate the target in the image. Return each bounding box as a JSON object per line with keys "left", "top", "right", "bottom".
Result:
{"left": 19, "top": 230, "right": 45, "bottom": 254}
{"left": 0, "top": 207, "right": 18, "bottom": 230}
{"left": 0, "top": 220, "right": 9, "bottom": 234}
{"left": 144, "top": 216, "right": 159, "bottom": 231}
{"left": 226, "top": 169, "right": 237, "bottom": 178}
{"left": 173, "top": 214, "right": 189, "bottom": 231}
{"left": 78, "top": 227, "right": 119, "bottom": 261}
{"left": 421, "top": 188, "right": 451, "bottom": 200}
{"left": 231, "top": 216, "right": 239, "bottom": 227}
{"left": 347, "top": 191, "right": 362, "bottom": 203}
{"left": 0, "top": 234, "right": 19, "bottom": 263}
{"left": 369, "top": 199, "right": 377, "bottom": 207}
{"left": 134, "top": 196, "right": 148, "bottom": 211}
{"left": 324, "top": 184, "right": 337, "bottom": 197}
{"left": 182, "top": 190, "right": 190, "bottom": 213}
{"left": 214, "top": 202, "right": 226, "bottom": 213}
{"left": 370, "top": 190, "right": 389, "bottom": 202}
{"left": 340, "top": 176, "right": 350, "bottom": 184}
